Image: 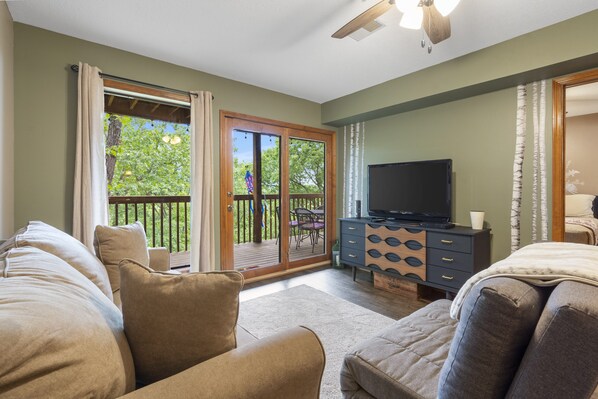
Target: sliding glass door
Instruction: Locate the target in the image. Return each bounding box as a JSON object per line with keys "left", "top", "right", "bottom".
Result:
{"left": 220, "top": 112, "right": 335, "bottom": 279}
{"left": 288, "top": 137, "right": 327, "bottom": 259}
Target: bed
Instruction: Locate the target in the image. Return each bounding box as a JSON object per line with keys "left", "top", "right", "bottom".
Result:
{"left": 564, "top": 194, "right": 598, "bottom": 245}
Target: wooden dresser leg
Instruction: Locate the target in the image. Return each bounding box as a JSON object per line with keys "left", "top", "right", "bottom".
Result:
{"left": 352, "top": 266, "right": 357, "bottom": 281}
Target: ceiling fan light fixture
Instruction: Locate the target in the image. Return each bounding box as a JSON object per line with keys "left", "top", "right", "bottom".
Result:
{"left": 399, "top": 7, "right": 423, "bottom": 29}
{"left": 434, "top": 0, "right": 461, "bottom": 16}
{"left": 394, "top": 0, "right": 420, "bottom": 13}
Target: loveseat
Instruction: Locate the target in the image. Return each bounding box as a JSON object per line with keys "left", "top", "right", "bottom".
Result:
{"left": 0, "top": 221, "right": 325, "bottom": 398}
{"left": 341, "top": 242, "right": 598, "bottom": 399}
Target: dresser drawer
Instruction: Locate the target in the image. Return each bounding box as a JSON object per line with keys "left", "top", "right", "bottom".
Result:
{"left": 427, "top": 232, "right": 472, "bottom": 253}
{"left": 341, "top": 248, "right": 365, "bottom": 266}
{"left": 427, "top": 248, "right": 474, "bottom": 272}
{"left": 341, "top": 221, "right": 365, "bottom": 237}
{"left": 427, "top": 265, "right": 471, "bottom": 290}
{"left": 341, "top": 234, "right": 365, "bottom": 251}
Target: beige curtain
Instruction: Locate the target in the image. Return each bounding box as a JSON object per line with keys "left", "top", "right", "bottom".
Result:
{"left": 72, "top": 62, "right": 108, "bottom": 250}
{"left": 190, "top": 91, "right": 215, "bottom": 272}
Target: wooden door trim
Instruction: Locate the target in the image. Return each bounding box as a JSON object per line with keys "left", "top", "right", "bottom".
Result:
{"left": 219, "top": 113, "right": 234, "bottom": 269}
{"left": 219, "top": 111, "right": 336, "bottom": 278}
{"left": 552, "top": 68, "right": 598, "bottom": 241}
{"left": 221, "top": 111, "right": 335, "bottom": 136}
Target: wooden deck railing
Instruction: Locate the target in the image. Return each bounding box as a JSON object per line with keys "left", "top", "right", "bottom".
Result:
{"left": 109, "top": 193, "right": 324, "bottom": 251}
{"left": 109, "top": 195, "right": 190, "bottom": 253}
{"left": 232, "top": 193, "right": 324, "bottom": 244}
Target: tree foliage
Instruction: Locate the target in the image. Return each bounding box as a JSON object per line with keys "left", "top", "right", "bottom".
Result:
{"left": 232, "top": 135, "right": 324, "bottom": 195}
{"left": 105, "top": 114, "right": 191, "bottom": 196}
{"left": 105, "top": 117, "right": 325, "bottom": 247}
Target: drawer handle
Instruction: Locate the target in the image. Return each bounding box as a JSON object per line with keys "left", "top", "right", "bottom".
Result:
{"left": 348, "top": 254, "right": 357, "bottom": 258}
{"left": 440, "top": 239, "right": 453, "bottom": 245}
{"left": 441, "top": 275, "right": 454, "bottom": 281}
{"left": 348, "top": 240, "right": 357, "bottom": 244}
{"left": 348, "top": 227, "right": 356, "bottom": 230}
{"left": 441, "top": 257, "right": 454, "bottom": 263}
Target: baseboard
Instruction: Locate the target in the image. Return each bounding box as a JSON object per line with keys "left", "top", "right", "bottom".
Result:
{"left": 243, "top": 261, "right": 331, "bottom": 284}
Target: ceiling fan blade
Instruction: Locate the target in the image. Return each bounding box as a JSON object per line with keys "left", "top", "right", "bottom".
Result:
{"left": 332, "top": 0, "right": 393, "bottom": 39}
{"left": 423, "top": 4, "right": 451, "bottom": 44}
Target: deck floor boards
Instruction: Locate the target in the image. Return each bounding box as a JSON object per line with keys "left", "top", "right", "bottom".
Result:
{"left": 234, "top": 237, "right": 325, "bottom": 270}
{"left": 169, "top": 237, "right": 325, "bottom": 270}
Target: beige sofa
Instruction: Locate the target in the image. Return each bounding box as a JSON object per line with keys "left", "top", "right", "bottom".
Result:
{"left": 0, "top": 221, "right": 325, "bottom": 399}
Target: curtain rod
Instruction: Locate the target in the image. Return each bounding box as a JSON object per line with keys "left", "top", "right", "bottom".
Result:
{"left": 69, "top": 64, "right": 214, "bottom": 100}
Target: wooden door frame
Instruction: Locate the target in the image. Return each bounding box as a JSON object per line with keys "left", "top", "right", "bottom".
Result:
{"left": 552, "top": 68, "right": 598, "bottom": 241}
{"left": 219, "top": 111, "right": 336, "bottom": 279}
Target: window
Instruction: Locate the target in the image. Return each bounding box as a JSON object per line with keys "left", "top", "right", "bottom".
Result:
{"left": 103, "top": 80, "right": 192, "bottom": 267}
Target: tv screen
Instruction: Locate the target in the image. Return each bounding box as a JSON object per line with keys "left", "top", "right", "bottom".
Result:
{"left": 368, "top": 159, "right": 452, "bottom": 223}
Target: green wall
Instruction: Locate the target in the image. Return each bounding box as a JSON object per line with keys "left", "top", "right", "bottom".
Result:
{"left": 323, "top": 10, "right": 598, "bottom": 126}
{"left": 346, "top": 87, "right": 551, "bottom": 263}
{"left": 0, "top": 2, "right": 13, "bottom": 237}
{"left": 13, "top": 24, "right": 324, "bottom": 266}
{"left": 13, "top": 10, "right": 598, "bottom": 266}
{"left": 331, "top": 11, "right": 598, "bottom": 263}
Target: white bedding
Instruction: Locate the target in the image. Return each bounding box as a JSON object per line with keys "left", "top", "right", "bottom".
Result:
{"left": 565, "top": 216, "right": 598, "bottom": 245}
{"left": 450, "top": 242, "right": 598, "bottom": 320}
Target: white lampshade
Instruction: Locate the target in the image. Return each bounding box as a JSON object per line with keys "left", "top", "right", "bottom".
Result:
{"left": 394, "top": 0, "right": 420, "bottom": 13}
{"left": 399, "top": 6, "right": 423, "bottom": 29}
{"left": 434, "top": 0, "right": 461, "bottom": 16}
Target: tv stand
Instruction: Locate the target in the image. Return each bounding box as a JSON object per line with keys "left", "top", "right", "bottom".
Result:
{"left": 339, "top": 218, "right": 491, "bottom": 293}
{"left": 419, "top": 221, "right": 455, "bottom": 229}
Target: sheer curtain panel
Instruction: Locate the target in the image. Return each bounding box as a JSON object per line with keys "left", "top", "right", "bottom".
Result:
{"left": 190, "top": 91, "right": 215, "bottom": 272}
{"left": 72, "top": 62, "right": 108, "bottom": 249}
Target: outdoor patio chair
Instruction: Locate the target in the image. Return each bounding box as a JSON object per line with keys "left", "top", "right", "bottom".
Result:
{"left": 275, "top": 207, "right": 304, "bottom": 245}
{"left": 294, "top": 208, "right": 325, "bottom": 253}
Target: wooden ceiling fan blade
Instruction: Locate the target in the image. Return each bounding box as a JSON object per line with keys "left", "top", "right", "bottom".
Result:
{"left": 332, "top": 0, "right": 393, "bottom": 39}
{"left": 423, "top": 4, "right": 451, "bottom": 44}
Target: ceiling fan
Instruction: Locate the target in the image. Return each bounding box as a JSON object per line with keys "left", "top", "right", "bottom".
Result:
{"left": 332, "top": 0, "right": 461, "bottom": 52}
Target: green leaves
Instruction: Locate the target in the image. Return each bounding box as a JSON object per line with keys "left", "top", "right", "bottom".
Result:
{"left": 232, "top": 136, "right": 324, "bottom": 195}
{"left": 105, "top": 114, "right": 191, "bottom": 197}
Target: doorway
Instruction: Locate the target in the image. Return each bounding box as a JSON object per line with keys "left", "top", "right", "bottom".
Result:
{"left": 552, "top": 68, "right": 598, "bottom": 241}
{"left": 220, "top": 111, "right": 336, "bottom": 279}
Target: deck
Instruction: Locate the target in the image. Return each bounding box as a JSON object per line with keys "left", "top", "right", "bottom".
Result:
{"left": 168, "top": 238, "right": 325, "bottom": 270}
{"left": 234, "top": 238, "right": 325, "bottom": 270}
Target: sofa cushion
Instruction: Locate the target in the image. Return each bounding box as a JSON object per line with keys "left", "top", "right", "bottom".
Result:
{"left": 507, "top": 281, "right": 598, "bottom": 399}
{"left": 94, "top": 221, "right": 150, "bottom": 305}
{"left": 438, "top": 277, "right": 549, "bottom": 399}
{"left": 1, "top": 220, "right": 112, "bottom": 299}
{"left": 120, "top": 259, "right": 244, "bottom": 385}
{"left": 0, "top": 247, "right": 135, "bottom": 398}
{"left": 341, "top": 299, "right": 457, "bottom": 399}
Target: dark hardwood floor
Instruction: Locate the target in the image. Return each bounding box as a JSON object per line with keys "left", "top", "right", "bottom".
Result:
{"left": 241, "top": 266, "right": 430, "bottom": 320}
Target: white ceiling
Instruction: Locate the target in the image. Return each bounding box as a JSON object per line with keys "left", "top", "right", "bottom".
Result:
{"left": 7, "top": 0, "right": 598, "bottom": 103}
{"left": 567, "top": 82, "right": 598, "bottom": 117}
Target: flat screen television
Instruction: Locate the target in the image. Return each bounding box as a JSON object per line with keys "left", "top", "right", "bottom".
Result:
{"left": 367, "top": 159, "right": 452, "bottom": 223}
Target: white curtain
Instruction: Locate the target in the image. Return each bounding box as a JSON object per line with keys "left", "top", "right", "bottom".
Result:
{"left": 190, "top": 91, "right": 215, "bottom": 272}
{"left": 343, "top": 122, "right": 366, "bottom": 217}
{"left": 72, "top": 62, "right": 108, "bottom": 249}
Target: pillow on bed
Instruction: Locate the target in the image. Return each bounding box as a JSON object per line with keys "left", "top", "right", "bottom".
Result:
{"left": 565, "top": 194, "right": 595, "bottom": 218}
{"left": 593, "top": 196, "right": 598, "bottom": 219}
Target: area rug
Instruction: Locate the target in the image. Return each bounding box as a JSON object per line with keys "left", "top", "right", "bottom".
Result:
{"left": 238, "top": 285, "right": 395, "bottom": 399}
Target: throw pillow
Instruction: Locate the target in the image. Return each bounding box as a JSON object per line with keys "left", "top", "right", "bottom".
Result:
{"left": 438, "top": 277, "right": 549, "bottom": 399}
{"left": 120, "top": 259, "right": 244, "bottom": 385}
{"left": 565, "top": 194, "right": 595, "bottom": 217}
{"left": 0, "top": 221, "right": 113, "bottom": 300}
{"left": 94, "top": 221, "right": 150, "bottom": 304}
{"left": 0, "top": 247, "right": 135, "bottom": 397}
